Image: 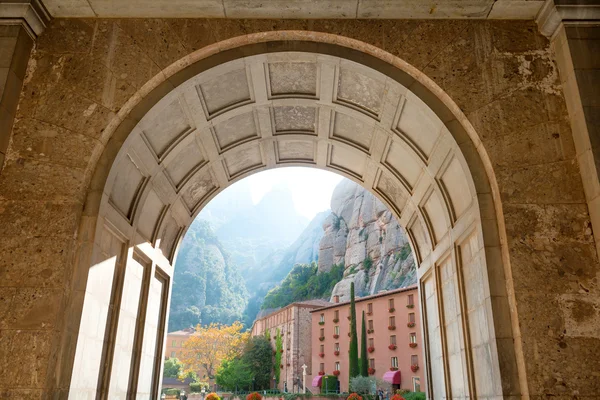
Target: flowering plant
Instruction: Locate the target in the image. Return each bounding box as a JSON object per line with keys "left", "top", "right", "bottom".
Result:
{"left": 388, "top": 344, "right": 397, "bottom": 350}
{"left": 280, "top": 364, "right": 283, "bottom": 369}
{"left": 411, "top": 364, "right": 419, "bottom": 372}
{"left": 407, "top": 322, "right": 416, "bottom": 328}
{"left": 318, "top": 371, "right": 325, "bottom": 376}
{"left": 389, "top": 367, "right": 398, "bottom": 371}
{"left": 333, "top": 334, "right": 339, "bottom": 339}
{"left": 319, "top": 337, "right": 325, "bottom": 341}
{"left": 388, "top": 325, "right": 396, "bottom": 330}
{"left": 389, "top": 308, "right": 395, "bottom": 312}
{"left": 347, "top": 316, "right": 351, "bottom": 320}
{"left": 247, "top": 393, "right": 262, "bottom": 400}
{"left": 319, "top": 353, "right": 325, "bottom": 358}
{"left": 406, "top": 304, "right": 414, "bottom": 309}
{"left": 367, "top": 329, "right": 374, "bottom": 334}
{"left": 333, "top": 370, "right": 341, "bottom": 376}
{"left": 367, "top": 312, "right": 373, "bottom": 316}
{"left": 206, "top": 393, "right": 221, "bottom": 400}
{"left": 391, "top": 395, "right": 405, "bottom": 400}
{"left": 368, "top": 367, "right": 376, "bottom": 375}
{"left": 367, "top": 346, "right": 375, "bottom": 353}
{"left": 319, "top": 321, "right": 325, "bottom": 326}
{"left": 409, "top": 343, "right": 417, "bottom": 348}
{"left": 347, "top": 393, "right": 363, "bottom": 400}
{"left": 348, "top": 332, "right": 351, "bottom": 337}
{"left": 333, "top": 318, "right": 339, "bottom": 323}
{"left": 334, "top": 351, "right": 340, "bottom": 356}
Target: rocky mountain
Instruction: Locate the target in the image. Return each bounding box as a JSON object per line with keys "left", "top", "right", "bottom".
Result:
{"left": 212, "top": 183, "right": 310, "bottom": 275}
{"left": 318, "top": 180, "right": 416, "bottom": 301}
{"left": 168, "top": 219, "right": 249, "bottom": 331}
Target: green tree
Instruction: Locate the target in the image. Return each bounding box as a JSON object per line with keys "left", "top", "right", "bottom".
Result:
{"left": 360, "top": 310, "right": 368, "bottom": 377}
{"left": 163, "top": 357, "right": 182, "bottom": 378}
{"left": 275, "top": 328, "right": 283, "bottom": 385}
{"left": 215, "top": 358, "right": 253, "bottom": 391}
{"left": 242, "top": 336, "right": 274, "bottom": 390}
{"left": 349, "top": 282, "right": 359, "bottom": 386}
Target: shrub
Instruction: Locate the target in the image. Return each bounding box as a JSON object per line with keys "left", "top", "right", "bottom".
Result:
{"left": 162, "top": 388, "right": 181, "bottom": 396}
{"left": 247, "top": 392, "right": 263, "bottom": 400}
{"left": 363, "top": 256, "right": 373, "bottom": 271}
{"left": 206, "top": 393, "right": 221, "bottom": 400}
{"left": 347, "top": 394, "right": 363, "bottom": 400}
{"left": 190, "top": 382, "right": 210, "bottom": 393}
{"left": 402, "top": 393, "right": 426, "bottom": 400}
{"left": 349, "top": 376, "right": 375, "bottom": 395}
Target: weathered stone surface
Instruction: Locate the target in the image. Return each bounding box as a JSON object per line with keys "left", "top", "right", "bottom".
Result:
{"left": 0, "top": 16, "right": 597, "bottom": 399}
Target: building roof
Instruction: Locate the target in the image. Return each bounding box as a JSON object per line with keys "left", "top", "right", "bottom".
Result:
{"left": 310, "top": 285, "right": 418, "bottom": 312}
{"left": 167, "top": 327, "right": 195, "bottom": 336}
{"left": 252, "top": 299, "right": 333, "bottom": 326}
{"left": 162, "top": 377, "right": 194, "bottom": 387}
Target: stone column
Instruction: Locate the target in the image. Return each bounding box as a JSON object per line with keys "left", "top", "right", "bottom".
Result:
{"left": 0, "top": 1, "right": 49, "bottom": 172}
{"left": 538, "top": 0, "right": 600, "bottom": 256}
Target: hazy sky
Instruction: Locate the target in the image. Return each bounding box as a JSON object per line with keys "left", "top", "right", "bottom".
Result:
{"left": 244, "top": 167, "right": 344, "bottom": 219}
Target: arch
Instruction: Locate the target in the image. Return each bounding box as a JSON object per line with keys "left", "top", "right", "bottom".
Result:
{"left": 65, "top": 32, "right": 524, "bottom": 399}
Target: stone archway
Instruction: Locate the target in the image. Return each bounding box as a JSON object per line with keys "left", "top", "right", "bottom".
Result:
{"left": 63, "top": 32, "right": 521, "bottom": 399}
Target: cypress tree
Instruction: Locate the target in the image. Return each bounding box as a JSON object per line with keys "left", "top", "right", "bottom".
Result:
{"left": 360, "top": 310, "right": 368, "bottom": 376}
{"left": 349, "top": 282, "right": 359, "bottom": 387}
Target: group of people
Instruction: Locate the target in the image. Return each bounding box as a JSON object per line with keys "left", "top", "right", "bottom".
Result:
{"left": 375, "top": 389, "right": 390, "bottom": 400}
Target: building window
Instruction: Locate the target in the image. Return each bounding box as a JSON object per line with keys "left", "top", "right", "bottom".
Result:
{"left": 410, "top": 333, "right": 417, "bottom": 343}
{"left": 413, "top": 377, "right": 421, "bottom": 392}
{"left": 369, "top": 359, "right": 375, "bottom": 369}
{"left": 320, "top": 314, "right": 325, "bottom": 323}
{"left": 334, "top": 310, "right": 339, "bottom": 320}
{"left": 335, "top": 343, "right": 340, "bottom": 352}
{"left": 320, "top": 328, "right": 324, "bottom": 337}
{"left": 409, "top": 313, "right": 415, "bottom": 323}
{"left": 368, "top": 320, "right": 374, "bottom": 331}
{"left": 334, "top": 326, "right": 340, "bottom": 335}
{"left": 367, "top": 303, "right": 373, "bottom": 314}
{"left": 388, "top": 298, "right": 395, "bottom": 309}
{"left": 368, "top": 338, "right": 374, "bottom": 348}
{"left": 390, "top": 335, "right": 396, "bottom": 345}
{"left": 335, "top": 362, "right": 340, "bottom": 371}
{"left": 334, "top": 295, "right": 340, "bottom": 303}
{"left": 320, "top": 344, "right": 324, "bottom": 353}
{"left": 391, "top": 357, "right": 398, "bottom": 368}
{"left": 389, "top": 316, "right": 396, "bottom": 327}
{"left": 408, "top": 294, "right": 414, "bottom": 306}
{"left": 411, "top": 355, "right": 418, "bottom": 365}
{"left": 320, "top": 363, "right": 325, "bottom": 372}
{"left": 170, "top": 351, "right": 176, "bottom": 358}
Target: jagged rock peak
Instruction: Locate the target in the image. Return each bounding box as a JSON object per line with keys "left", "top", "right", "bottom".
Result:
{"left": 318, "top": 181, "right": 417, "bottom": 301}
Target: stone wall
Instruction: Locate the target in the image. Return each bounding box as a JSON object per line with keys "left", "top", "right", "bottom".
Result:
{"left": 0, "top": 18, "right": 598, "bottom": 398}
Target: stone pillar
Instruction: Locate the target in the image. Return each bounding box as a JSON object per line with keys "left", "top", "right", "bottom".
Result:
{"left": 538, "top": 0, "right": 600, "bottom": 256}
{"left": 0, "top": 0, "right": 49, "bottom": 172}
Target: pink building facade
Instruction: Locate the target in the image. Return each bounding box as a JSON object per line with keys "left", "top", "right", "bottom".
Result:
{"left": 251, "top": 300, "right": 331, "bottom": 393}
{"left": 310, "top": 286, "right": 425, "bottom": 393}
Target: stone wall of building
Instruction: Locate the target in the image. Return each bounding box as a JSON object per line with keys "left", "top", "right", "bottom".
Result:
{"left": 0, "top": 17, "right": 598, "bottom": 399}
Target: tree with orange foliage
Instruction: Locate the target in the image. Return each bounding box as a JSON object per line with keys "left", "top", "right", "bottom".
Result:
{"left": 178, "top": 321, "right": 249, "bottom": 379}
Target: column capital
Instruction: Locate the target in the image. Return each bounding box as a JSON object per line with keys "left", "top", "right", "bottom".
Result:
{"left": 0, "top": 0, "right": 51, "bottom": 39}
{"left": 537, "top": 0, "right": 600, "bottom": 39}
